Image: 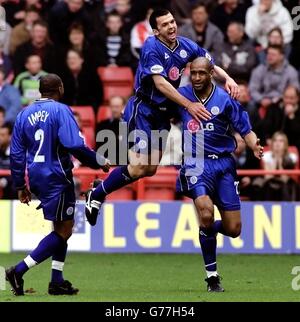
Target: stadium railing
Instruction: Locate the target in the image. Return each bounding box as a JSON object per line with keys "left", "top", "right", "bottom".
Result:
{"left": 1, "top": 167, "right": 300, "bottom": 200}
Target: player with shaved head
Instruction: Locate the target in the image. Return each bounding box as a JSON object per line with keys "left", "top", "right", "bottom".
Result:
{"left": 176, "top": 57, "right": 263, "bottom": 292}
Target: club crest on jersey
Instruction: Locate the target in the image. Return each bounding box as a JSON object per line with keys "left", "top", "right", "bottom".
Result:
{"left": 190, "top": 176, "right": 198, "bottom": 184}
{"left": 211, "top": 106, "right": 220, "bottom": 115}
{"left": 138, "top": 139, "right": 147, "bottom": 149}
{"left": 168, "top": 66, "right": 180, "bottom": 81}
{"left": 187, "top": 119, "right": 200, "bottom": 133}
{"left": 66, "top": 207, "right": 74, "bottom": 216}
{"left": 180, "top": 49, "right": 187, "bottom": 58}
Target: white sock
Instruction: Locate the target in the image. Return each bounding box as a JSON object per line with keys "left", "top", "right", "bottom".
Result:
{"left": 24, "top": 255, "right": 37, "bottom": 269}
{"left": 52, "top": 260, "right": 64, "bottom": 271}
{"left": 206, "top": 270, "right": 218, "bottom": 278}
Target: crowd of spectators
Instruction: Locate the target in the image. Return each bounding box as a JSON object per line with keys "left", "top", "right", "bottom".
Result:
{"left": 0, "top": 0, "right": 300, "bottom": 200}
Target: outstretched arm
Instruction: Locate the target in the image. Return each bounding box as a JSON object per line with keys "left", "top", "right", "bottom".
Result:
{"left": 213, "top": 65, "right": 239, "bottom": 99}
{"left": 152, "top": 74, "right": 211, "bottom": 122}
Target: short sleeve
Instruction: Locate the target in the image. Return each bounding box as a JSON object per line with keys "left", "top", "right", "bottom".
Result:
{"left": 140, "top": 50, "right": 168, "bottom": 78}
{"left": 226, "top": 98, "right": 252, "bottom": 137}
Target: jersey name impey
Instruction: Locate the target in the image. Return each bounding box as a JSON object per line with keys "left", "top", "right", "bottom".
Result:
{"left": 28, "top": 110, "right": 50, "bottom": 126}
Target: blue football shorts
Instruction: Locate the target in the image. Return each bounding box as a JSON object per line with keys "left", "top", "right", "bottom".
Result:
{"left": 37, "top": 184, "right": 76, "bottom": 221}
{"left": 177, "top": 155, "right": 240, "bottom": 211}
{"left": 122, "top": 96, "right": 173, "bottom": 154}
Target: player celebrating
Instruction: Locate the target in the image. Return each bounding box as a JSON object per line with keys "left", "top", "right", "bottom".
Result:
{"left": 176, "top": 57, "right": 263, "bottom": 292}
{"left": 7, "top": 74, "right": 110, "bottom": 296}
{"left": 85, "top": 8, "right": 239, "bottom": 225}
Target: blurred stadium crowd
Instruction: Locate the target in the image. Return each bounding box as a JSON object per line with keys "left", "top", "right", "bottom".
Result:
{"left": 0, "top": 0, "right": 300, "bottom": 201}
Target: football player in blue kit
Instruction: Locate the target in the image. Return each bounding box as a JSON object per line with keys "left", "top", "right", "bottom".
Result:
{"left": 6, "top": 74, "right": 110, "bottom": 296}
{"left": 85, "top": 8, "right": 240, "bottom": 225}
{"left": 176, "top": 57, "right": 264, "bottom": 292}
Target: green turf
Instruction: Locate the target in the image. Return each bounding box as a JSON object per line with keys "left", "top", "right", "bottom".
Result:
{"left": 0, "top": 253, "right": 299, "bottom": 302}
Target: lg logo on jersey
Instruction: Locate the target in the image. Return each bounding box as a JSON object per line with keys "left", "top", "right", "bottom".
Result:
{"left": 187, "top": 119, "right": 214, "bottom": 133}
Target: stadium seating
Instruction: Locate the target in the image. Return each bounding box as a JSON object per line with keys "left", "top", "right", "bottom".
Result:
{"left": 76, "top": 171, "right": 98, "bottom": 193}
{"left": 137, "top": 166, "right": 178, "bottom": 200}
{"left": 71, "top": 106, "right": 96, "bottom": 149}
{"left": 97, "top": 105, "right": 112, "bottom": 123}
{"left": 71, "top": 106, "right": 95, "bottom": 130}
{"left": 82, "top": 127, "right": 96, "bottom": 149}
{"left": 106, "top": 186, "right": 135, "bottom": 200}
{"left": 97, "top": 67, "right": 134, "bottom": 103}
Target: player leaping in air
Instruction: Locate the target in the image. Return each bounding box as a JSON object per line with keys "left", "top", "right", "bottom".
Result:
{"left": 85, "top": 8, "right": 240, "bottom": 226}
{"left": 7, "top": 74, "right": 110, "bottom": 296}
{"left": 176, "top": 57, "right": 263, "bottom": 292}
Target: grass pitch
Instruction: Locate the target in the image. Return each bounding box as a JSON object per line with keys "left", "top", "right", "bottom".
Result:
{"left": 0, "top": 253, "right": 299, "bottom": 302}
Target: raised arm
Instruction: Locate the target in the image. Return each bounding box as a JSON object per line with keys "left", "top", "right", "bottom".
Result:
{"left": 213, "top": 65, "right": 239, "bottom": 99}
{"left": 152, "top": 74, "right": 211, "bottom": 122}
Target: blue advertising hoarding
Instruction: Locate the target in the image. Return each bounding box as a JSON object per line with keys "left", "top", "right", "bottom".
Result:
{"left": 7, "top": 201, "right": 300, "bottom": 254}
{"left": 88, "top": 201, "right": 300, "bottom": 254}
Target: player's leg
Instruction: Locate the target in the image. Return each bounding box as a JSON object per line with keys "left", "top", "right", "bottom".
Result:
{"left": 48, "top": 218, "right": 79, "bottom": 295}
{"left": 215, "top": 157, "right": 241, "bottom": 238}
{"left": 219, "top": 210, "right": 241, "bottom": 238}
{"left": 92, "top": 148, "right": 162, "bottom": 200}
{"left": 6, "top": 228, "right": 68, "bottom": 296}
{"left": 85, "top": 97, "right": 169, "bottom": 225}
{"left": 194, "top": 195, "right": 224, "bottom": 292}
{"left": 6, "top": 189, "right": 76, "bottom": 296}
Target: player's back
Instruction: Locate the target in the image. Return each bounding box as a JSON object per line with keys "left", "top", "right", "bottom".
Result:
{"left": 16, "top": 99, "right": 74, "bottom": 199}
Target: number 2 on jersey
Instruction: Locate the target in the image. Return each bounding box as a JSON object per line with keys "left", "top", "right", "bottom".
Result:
{"left": 34, "top": 129, "right": 45, "bottom": 162}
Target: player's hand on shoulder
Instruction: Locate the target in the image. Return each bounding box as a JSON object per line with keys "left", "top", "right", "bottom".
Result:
{"left": 253, "top": 138, "right": 264, "bottom": 160}
{"left": 101, "top": 159, "right": 111, "bottom": 173}
{"left": 18, "top": 186, "right": 31, "bottom": 205}
{"left": 225, "top": 77, "right": 239, "bottom": 100}
{"left": 186, "top": 102, "right": 211, "bottom": 122}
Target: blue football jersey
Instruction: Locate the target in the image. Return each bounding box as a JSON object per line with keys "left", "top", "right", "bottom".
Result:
{"left": 177, "top": 84, "right": 252, "bottom": 168}
{"left": 134, "top": 35, "right": 214, "bottom": 105}
{"left": 10, "top": 99, "right": 98, "bottom": 200}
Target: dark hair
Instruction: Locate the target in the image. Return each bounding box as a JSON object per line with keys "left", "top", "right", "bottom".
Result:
{"left": 149, "top": 8, "right": 170, "bottom": 29}
{"left": 267, "top": 44, "right": 284, "bottom": 54}
{"left": 67, "top": 48, "right": 84, "bottom": 60}
{"left": 1, "top": 122, "right": 13, "bottom": 135}
{"left": 25, "top": 5, "right": 40, "bottom": 15}
{"left": 106, "top": 9, "right": 122, "bottom": 20}
{"left": 268, "top": 27, "right": 283, "bottom": 38}
{"left": 284, "top": 85, "right": 300, "bottom": 99}
{"left": 0, "top": 106, "right": 5, "bottom": 115}
{"left": 237, "top": 80, "right": 249, "bottom": 87}
{"left": 191, "top": 1, "right": 208, "bottom": 12}
{"left": 68, "top": 22, "right": 85, "bottom": 35}
{"left": 39, "top": 74, "right": 63, "bottom": 96}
